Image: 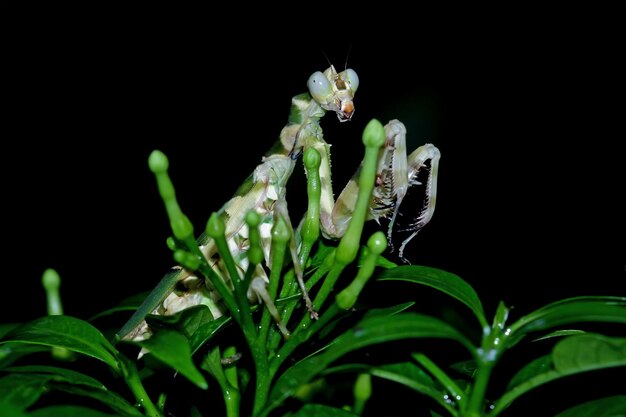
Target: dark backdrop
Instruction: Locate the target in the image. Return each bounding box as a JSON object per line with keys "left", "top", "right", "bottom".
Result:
{"left": 3, "top": 7, "right": 624, "bottom": 341}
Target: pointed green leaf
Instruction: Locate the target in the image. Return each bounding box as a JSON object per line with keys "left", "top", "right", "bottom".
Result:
{"left": 0, "top": 323, "right": 21, "bottom": 339}
{"left": 50, "top": 384, "right": 143, "bottom": 417}
{"left": 553, "top": 333, "right": 626, "bottom": 372}
{"left": 308, "top": 240, "right": 337, "bottom": 269}
{"left": 267, "top": 313, "right": 472, "bottom": 414}
{"left": 189, "top": 315, "right": 231, "bottom": 354}
{"left": 362, "top": 302, "right": 416, "bottom": 319}
{"left": 29, "top": 405, "right": 121, "bottom": 417}
{"left": 134, "top": 329, "right": 208, "bottom": 389}
{"left": 449, "top": 359, "right": 477, "bottom": 377}
{"left": 509, "top": 297, "right": 626, "bottom": 343}
{"left": 532, "top": 329, "right": 586, "bottom": 342}
{"left": 324, "top": 362, "right": 435, "bottom": 391}
{"left": 0, "top": 373, "right": 47, "bottom": 410}
{"left": 506, "top": 354, "right": 552, "bottom": 391}
{"left": 322, "top": 362, "right": 455, "bottom": 413}
{"left": 493, "top": 334, "right": 626, "bottom": 415}
{"left": 318, "top": 302, "right": 415, "bottom": 340}
{"left": 6, "top": 365, "right": 105, "bottom": 389}
{"left": 0, "top": 343, "right": 48, "bottom": 370}
{"left": 284, "top": 403, "right": 359, "bottom": 417}
{"left": 0, "top": 365, "right": 142, "bottom": 416}
{"left": 0, "top": 316, "right": 120, "bottom": 372}
{"left": 377, "top": 265, "right": 487, "bottom": 328}
{"left": 200, "top": 346, "right": 224, "bottom": 383}
{"left": 0, "top": 401, "right": 29, "bottom": 417}
{"left": 554, "top": 395, "right": 626, "bottom": 417}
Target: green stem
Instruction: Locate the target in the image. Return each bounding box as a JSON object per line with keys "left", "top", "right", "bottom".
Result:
{"left": 122, "top": 359, "right": 161, "bottom": 417}
{"left": 465, "top": 361, "right": 494, "bottom": 417}
{"left": 223, "top": 346, "right": 241, "bottom": 417}
{"left": 465, "top": 303, "right": 510, "bottom": 416}
{"left": 252, "top": 347, "right": 271, "bottom": 415}
{"left": 203, "top": 347, "right": 240, "bottom": 417}
{"left": 259, "top": 216, "right": 290, "bottom": 348}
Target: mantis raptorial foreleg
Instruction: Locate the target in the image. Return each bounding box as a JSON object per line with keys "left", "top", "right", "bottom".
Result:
{"left": 304, "top": 119, "right": 440, "bottom": 264}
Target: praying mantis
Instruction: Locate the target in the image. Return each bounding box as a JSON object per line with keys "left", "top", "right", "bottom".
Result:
{"left": 116, "top": 65, "right": 441, "bottom": 343}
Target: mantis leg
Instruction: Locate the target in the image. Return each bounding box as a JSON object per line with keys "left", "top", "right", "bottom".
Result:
{"left": 313, "top": 119, "right": 441, "bottom": 262}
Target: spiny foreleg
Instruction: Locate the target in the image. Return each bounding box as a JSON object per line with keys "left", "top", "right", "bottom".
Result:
{"left": 320, "top": 119, "right": 440, "bottom": 262}
{"left": 395, "top": 140, "right": 440, "bottom": 261}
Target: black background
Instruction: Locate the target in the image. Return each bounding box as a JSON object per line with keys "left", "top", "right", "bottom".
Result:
{"left": 2, "top": 3, "right": 624, "bottom": 357}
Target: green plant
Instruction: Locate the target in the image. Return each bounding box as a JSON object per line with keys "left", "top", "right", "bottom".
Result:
{"left": 1, "top": 120, "right": 624, "bottom": 417}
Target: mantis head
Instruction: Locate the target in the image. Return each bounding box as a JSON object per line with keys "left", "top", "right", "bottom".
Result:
{"left": 307, "top": 65, "right": 359, "bottom": 122}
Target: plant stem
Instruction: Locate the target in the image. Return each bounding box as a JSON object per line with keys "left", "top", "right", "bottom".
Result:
{"left": 223, "top": 346, "right": 241, "bottom": 417}
{"left": 465, "top": 361, "right": 494, "bottom": 417}
{"left": 123, "top": 359, "right": 161, "bottom": 417}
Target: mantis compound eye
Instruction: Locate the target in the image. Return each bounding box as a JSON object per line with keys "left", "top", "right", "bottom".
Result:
{"left": 308, "top": 71, "right": 333, "bottom": 104}
{"left": 340, "top": 68, "right": 359, "bottom": 92}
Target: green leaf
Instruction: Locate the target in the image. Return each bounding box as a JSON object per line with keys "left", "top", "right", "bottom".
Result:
{"left": 532, "top": 329, "right": 586, "bottom": 342}
{"left": 0, "top": 365, "right": 142, "bottom": 416}
{"left": 50, "top": 384, "right": 144, "bottom": 417}
{"left": 29, "top": 405, "right": 122, "bottom": 417}
{"left": 374, "top": 362, "right": 435, "bottom": 387}
{"left": 0, "top": 316, "right": 120, "bottom": 372}
{"left": 553, "top": 334, "right": 626, "bottom": 372}
{"left": 506, "top": 355, "right": 552, "bottom": 391}
{"left": 493, "top": 334, "right": 626, "bottom": 415}
{"left": 323, "top": 362, "right": 455, "bottom": 412}
{"left": 134, "top": 329, "right": 208, "bottom": 389}
{"left": 0, "top": 324, "right": 48, "bottom": 370}
{"left": 361, "top": 302, "right": 416, "bottom": 319}
{"left": 0, "top": 373, "right": 47, "bottom": 410}
{"left": 0, "top": 401, "right": 29, "bottom": 417}
{"left": 308, "top": 239, "right": 337, "bottom": 269}
{"left": 449, "top": 359, "right": 477, "bottom": 377}
{"left": 377, "top": 265, "right": 487, "bottom": 329}
{"left": 189, "top": 315, "right": 231, "bottom": 354}
{"left": 509, "top": 297, "right": 626, "bottom": 343}
{"left": 267, "top": 313, "right": 472, "bottom": 414}
{"left": 553, "top": 395, "right": 626, "bottom": 417}
{"left": 0, "top": 343, "right": 48, "bottom": 370}
{"left": 317, "top": 302, "right": 415, "bottom": 340}
{"left": 0, "top": 323, "right": 21, "bottom": 339}
{"left": 5, "top": 365, "right": 105, "bottom": 389}
{"left": 325, "top": 361, "right": 435, "bottom": 390}
{"left": 284, "top": 403, "right": 359, "bottom": 417}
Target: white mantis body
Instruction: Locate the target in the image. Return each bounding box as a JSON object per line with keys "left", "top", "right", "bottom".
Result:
{"left": 117, "top": 65, "right": 440, "bottom": 342}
